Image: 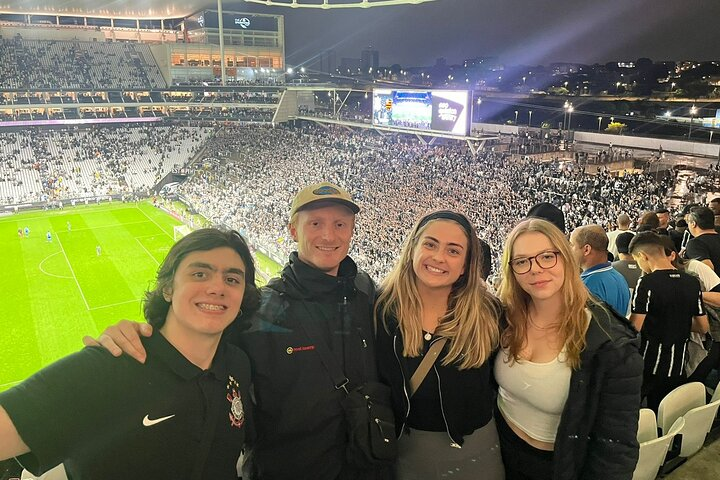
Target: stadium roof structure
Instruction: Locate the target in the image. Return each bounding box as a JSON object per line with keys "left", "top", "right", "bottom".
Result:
{"left": 0, "top": 1, "right": 214, "bottom": 19}
{"left": 0, "top": 0, "right": 439, "bottom": 17}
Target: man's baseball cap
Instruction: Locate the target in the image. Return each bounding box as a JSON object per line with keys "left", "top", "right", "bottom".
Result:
{"left": 290, "top": 182, "right": 360, "bottom": 217}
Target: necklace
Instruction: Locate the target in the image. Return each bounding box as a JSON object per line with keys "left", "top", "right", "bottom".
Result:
{"left": 424, "top": 331, "right": 433, "bottom": 341}
{"left": 527, "top": 314, "right": 558, "bottom": 331}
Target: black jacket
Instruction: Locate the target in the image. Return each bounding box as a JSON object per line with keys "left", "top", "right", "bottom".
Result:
{"left": 375, "top": 310, "right": 496, "bottom": 447}
{"left": 552, "top": 303, "right": 643, "bottom": 480}
{"left": 226, "top": 253, "right": 387, "bottom": 480}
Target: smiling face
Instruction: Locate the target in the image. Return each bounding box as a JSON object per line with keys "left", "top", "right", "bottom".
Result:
{"left": 511, "top": 231, "right": 566, "bottom": 304}
{"left": 411, "top": 220, "right": 468, "bottom": 293}
{"left": 162, "top": 246, "right": 246, "bottom": 339}
{"left": 290, "top": 202, "right": 355, "bottom": 276}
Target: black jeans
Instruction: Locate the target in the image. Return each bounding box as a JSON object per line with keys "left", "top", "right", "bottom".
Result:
{"left": 495, "top": 409, "right": 554, "bottom": 480}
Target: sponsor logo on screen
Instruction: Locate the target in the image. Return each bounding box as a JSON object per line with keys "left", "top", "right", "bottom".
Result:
{"left": 235, "top": 17, "right": 251, "bottom": 28}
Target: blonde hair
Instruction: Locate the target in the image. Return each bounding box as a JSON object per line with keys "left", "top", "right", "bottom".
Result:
{"left": 498, "top": 218, "right": 592, "bottom": 369}
{"left": 377, "top": 212, "right": 501, "bottom": 369}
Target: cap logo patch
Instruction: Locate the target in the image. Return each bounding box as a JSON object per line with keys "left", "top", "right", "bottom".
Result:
{"left": 313, "top": 186, "right": 341, "bottom": 196}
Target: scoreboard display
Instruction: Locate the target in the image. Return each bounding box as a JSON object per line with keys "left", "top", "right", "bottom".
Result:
{"left": 372, "top": 89, "right": 469, "bottom": 136}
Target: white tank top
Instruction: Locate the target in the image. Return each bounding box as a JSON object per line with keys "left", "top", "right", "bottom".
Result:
{"left": 494, "top": 348, "right": 572, "bottom": 443}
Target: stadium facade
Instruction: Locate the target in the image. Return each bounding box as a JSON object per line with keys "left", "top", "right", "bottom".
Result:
{"left": 0, "top": 5, "right": 285, "bottom": 85}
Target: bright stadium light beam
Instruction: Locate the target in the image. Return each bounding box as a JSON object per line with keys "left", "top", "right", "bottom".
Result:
{"left": 243, "top": 0, "right": 439, "bottom": 8}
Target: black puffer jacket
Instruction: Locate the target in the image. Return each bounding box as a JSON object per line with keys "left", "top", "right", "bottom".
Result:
{"left": 226, "top": 253, "right": 389, "bottom": 480}
{"left": 552, "top": 303, "right": 643, "bottom": 480}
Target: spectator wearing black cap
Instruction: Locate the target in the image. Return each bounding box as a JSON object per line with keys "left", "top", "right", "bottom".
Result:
{"left": 612, "top": 232, "right": 641, "bottom": 316}
{"left": 685, "top": 206, "right": 720, "bottom": 273}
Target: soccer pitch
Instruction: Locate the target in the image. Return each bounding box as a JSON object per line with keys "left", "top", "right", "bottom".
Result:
{"left": 0, "top": 201, "right": 284, "bottom": 393}
{"left": 0, "top": 202, "right": 182, "bottom": 392}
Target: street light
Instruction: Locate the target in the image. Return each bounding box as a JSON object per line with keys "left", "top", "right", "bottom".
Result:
{"left": 567, "top": 105, "right": 574, "bottom": 131}
{"left": 689, "top": 105, "right": 697, "bottom": 139}
{"left": 528, "top": 110, "right": 533, "bottom": 127}
{"left": 598, "top": 116, "right": 603, "bottom": 132}
{"left": 514, "top": 110, "right": 519, "bottom": 125}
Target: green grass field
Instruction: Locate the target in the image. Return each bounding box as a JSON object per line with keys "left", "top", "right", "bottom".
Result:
{"left": 0, "top": 201, "right": 282, "bottom": 393}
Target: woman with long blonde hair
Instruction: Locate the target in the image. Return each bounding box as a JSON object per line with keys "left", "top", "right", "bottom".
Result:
{"left": 495, "top": 218, "right": 642, "bottom": 480}
{"left": 375, "top": 210, "right": 504, "bottom": 480}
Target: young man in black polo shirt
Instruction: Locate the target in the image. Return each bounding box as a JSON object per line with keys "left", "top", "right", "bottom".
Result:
{"left": 0, "top": 229, "right": 260, "bottom": 479}
{"left": 628, "top": 232, "right": 709, "bottom": 412}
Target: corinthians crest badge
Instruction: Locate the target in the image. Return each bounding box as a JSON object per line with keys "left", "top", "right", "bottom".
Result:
{"left": 226, "top": 375, "right": 245, "bottom": 429}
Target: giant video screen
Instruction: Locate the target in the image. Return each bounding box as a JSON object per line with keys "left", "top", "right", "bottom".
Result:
{"left": 372, "top": 89, "right": 469, "bottom": 136}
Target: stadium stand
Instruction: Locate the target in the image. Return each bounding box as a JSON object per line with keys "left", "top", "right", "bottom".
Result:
{"left": 0, "top": 125, "right": 212, "bottom": 204}
{"left": 0, "top": 38, "right": 166, "bottom": 90}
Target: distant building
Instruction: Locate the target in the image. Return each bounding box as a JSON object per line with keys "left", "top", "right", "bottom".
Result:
{"left": 311, "top": 49, "right": 337, "bottom": 74}
{"left": 360, "top": 46, "right": 379, "bottom": 72}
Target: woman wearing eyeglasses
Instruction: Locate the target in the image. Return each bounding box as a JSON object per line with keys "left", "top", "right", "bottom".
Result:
{"left": 495, "top": 218, "right": 643, "bottom": 480}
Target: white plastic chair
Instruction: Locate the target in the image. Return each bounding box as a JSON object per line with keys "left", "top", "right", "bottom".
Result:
{"left": 632, "top": 417, "right": 684, "bottom": 480}
{"left": 21, "top": 464, "right": 68, "bottom": 480}
{"left": 711, "top": 379, "right": 720, "bottom": 404}
{"left": 637, "top": 408, "right": 658, "bottom": 443}
{"left": 657, "top": 382, "right": 706, "bottom": 434}
{"left": 676, "top": 398, "right": 720, "bottom": 457}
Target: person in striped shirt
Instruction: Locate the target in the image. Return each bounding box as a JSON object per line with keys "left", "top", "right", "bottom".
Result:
{"left": 628, "top": 231, "right": 709, "bottom": 411}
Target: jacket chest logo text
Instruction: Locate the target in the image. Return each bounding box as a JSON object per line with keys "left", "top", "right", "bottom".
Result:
{"left": 286, "top": 345, "right": 316, "bottom": 354}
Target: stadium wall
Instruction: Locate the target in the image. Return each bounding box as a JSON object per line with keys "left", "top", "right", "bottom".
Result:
{"left": 472, "top": 122, "right": 519, "bottom": 135}
{"left": 473, "top": 122, "right": 720, "bottom": 159}
{"left": 573, "top": 131, "right": 720, "bottom": 158}
{"left": 149, "top": 44, "right": 173, "bottom": 87}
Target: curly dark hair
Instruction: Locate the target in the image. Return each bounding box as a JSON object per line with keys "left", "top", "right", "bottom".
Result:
{"left": 143, "top": 228, "right": 260, "bottom": 329}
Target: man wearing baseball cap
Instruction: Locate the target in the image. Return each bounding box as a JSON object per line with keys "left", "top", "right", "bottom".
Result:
{"left": 85, "top": 182, "right": 389, "bottom": 480}
{"left": 235, "top": 181, "right": 386, "bottom": 479}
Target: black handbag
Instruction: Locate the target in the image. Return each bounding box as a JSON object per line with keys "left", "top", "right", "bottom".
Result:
{"left": 298, "top": 303, "right": 397, "bottom": 468}
{"left": 341, "top": 381, "right": 397, "bottom": 467}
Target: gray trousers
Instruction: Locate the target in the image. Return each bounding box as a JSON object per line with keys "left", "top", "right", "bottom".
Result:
{"left": 394, "top": 418, "right": 505, "bottom": 480}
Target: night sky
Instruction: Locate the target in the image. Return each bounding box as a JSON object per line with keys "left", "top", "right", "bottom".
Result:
{"left": 227, "top": 0, "right": 720, "bottom": 68}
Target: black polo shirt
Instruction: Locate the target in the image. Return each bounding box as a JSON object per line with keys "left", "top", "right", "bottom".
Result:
{"left": 685, "top": 232, "right": 720, "bottom": 272}
{"left": 0, "top": 332, "right": 252, "bottom": 480}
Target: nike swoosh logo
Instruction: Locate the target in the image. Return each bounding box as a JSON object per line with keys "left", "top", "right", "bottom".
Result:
{"left": 142, "top": 414, "right": 175, "bottom": 427}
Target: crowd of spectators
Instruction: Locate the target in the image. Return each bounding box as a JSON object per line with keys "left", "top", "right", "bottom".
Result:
{"left": 0, "top": 37, "right": 166, "bottom": 90}
{"left": 177, "top": 123, "right": 675, "bottom": 279}
{"left": 0, "top": 125, "right": 211, "bottom": 205}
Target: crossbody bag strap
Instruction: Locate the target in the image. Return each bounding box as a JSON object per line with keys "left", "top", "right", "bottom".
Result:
{"left": 409, "top": 337, "right": 448, "bottom": 398}
{"left": 297, "top": 301, "right": 350, "bottom": 394}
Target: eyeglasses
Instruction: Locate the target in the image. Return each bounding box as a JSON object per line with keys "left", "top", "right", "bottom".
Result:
{"left": 509, "top": 251, "right": 561, "bottom": 275}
